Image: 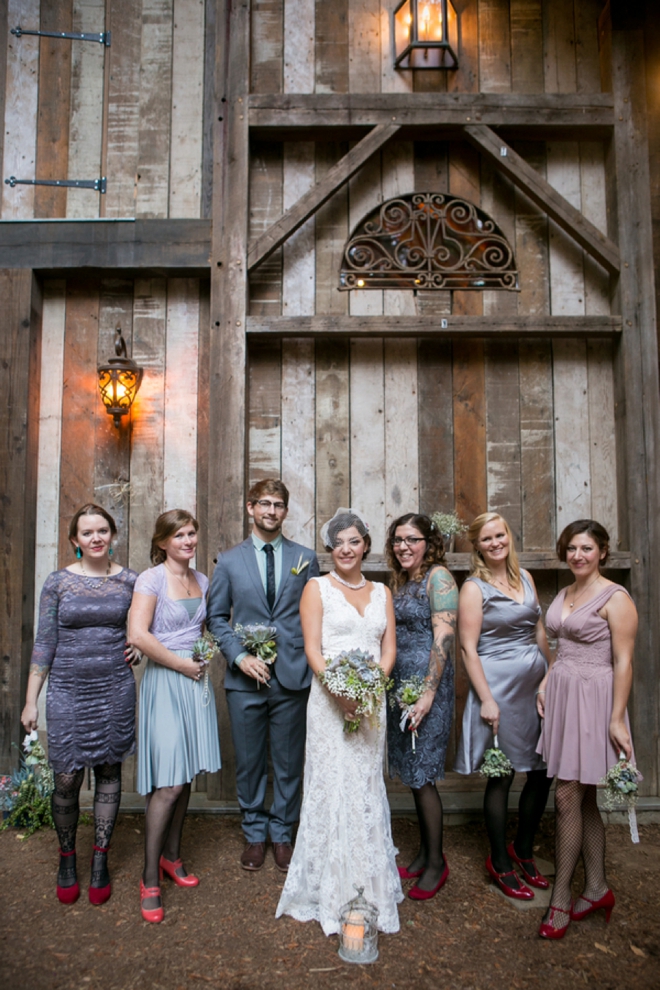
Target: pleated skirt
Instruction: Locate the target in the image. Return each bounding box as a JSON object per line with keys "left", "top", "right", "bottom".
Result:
{"left": 137, "top": 651, "right": 221, "bottom": 795}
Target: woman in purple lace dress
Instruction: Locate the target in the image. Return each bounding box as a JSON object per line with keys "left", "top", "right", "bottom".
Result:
{"left": 130, "top": 509, "right": 221, "bottom": 924}
{"left": 21, "top": 504, "right": 138, "bottom": 906}
{"left": 385, "top": 513, "right": 457, "bottom": 901}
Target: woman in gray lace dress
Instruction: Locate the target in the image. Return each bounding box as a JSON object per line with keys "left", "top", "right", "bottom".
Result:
{"left": 385, "top": 513, "right": 458, "bottom": 901}
{"left": 21, "top": 504, "right": 138, "bottom": 907}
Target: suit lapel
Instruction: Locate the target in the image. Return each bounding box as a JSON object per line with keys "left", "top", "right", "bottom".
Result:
{"left": 241, "top": 540, "right": 270, "bottom": 612}
{"left": 274, "top": 539, "right": 296, "bottom": 609}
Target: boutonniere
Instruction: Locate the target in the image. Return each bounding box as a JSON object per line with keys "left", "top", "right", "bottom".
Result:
{"left": 291, "top": 554, "right": 311, "bottom": 576}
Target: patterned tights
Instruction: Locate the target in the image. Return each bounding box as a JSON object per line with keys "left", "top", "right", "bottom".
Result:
{"left": 52, "top": 763, "right": 122, "bottom": 889}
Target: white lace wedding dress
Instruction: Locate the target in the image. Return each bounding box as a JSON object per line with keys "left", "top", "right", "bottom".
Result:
{"left": 276, "top": 577, "right": 403, "bottom": 935}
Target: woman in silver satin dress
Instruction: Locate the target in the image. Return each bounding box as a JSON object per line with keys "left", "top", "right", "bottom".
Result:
{"left": 455, "top": 512, "right": 553, "bottom": 900}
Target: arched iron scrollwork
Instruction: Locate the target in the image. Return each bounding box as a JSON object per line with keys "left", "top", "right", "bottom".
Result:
{"left": 339, "top": 192, "right": 518, "bottom": 291}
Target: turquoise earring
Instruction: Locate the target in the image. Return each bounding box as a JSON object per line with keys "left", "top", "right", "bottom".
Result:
{"left": 75, "top": 547, "right": 82, "bottom": 559}
{"left": 109, "top": 546, "right": 114, "bottom": 557}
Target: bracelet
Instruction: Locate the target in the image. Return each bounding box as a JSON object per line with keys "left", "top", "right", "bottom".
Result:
{"left": 535, "top": 690, "right": 545, "bottom": 695}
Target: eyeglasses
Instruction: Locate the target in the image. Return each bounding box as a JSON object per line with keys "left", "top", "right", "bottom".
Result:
{"left": 392, "top": 536, "right": 426, "bottom": 547}
{"left": 254, "top": 499, "right": 287, "bottom": 511}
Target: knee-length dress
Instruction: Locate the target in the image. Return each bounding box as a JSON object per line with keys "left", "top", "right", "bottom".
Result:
{"left": 536, "top": 583, "right": 635, "bottom": 785}
{"left": 276, "top": 578, "right": 403, "bottom": 935}
{"left": 136, "top": 564, "right": 221, "bottom": 795}
{"left": 387, "top": 577, "right": 454, "bottom": 788}
{"left": 455, "top": 572, "right": 546, "bottom": 774}
{"left": 31, "top": 568, "right": 138, "bottom": 773}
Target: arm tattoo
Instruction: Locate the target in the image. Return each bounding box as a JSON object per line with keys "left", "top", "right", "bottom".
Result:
{"left": 425, "top": 569, "right": 458, "bottom": 691}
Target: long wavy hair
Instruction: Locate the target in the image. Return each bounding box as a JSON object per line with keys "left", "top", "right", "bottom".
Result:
{"left": 386, "top": 513, "right": 446, "bottom": 592}
{"left": 150, "top": 509, "right": 199, "bottom": 565}
{"left": 467, "top": 512, "right": 521, "bottom": 589}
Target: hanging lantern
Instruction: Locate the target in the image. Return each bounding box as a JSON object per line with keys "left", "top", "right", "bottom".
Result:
{"left": 337, "top": 887, "right": 379, "bottom": 964}
{"left": 97, "top": 328, "right": 143, "bottom": 428}
{"left": 393, "top": 0, "right": 458, "bottom": 70}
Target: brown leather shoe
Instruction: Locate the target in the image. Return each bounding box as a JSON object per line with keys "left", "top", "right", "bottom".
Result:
{"left": 272, "top": 842, "right": 293, "bottom": 872}
{"left": 240, "top": 842, "right": 266, "bottom": 871}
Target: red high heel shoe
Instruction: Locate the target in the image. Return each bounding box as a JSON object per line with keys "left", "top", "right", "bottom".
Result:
{"left": 89, "top": 845, "right": 112, "bottom": 906}
{"left": 538, "top": 904, "right": 572, "bottom": 940}
{"left": 57, "top": 849, "right": 80, "bottom": 905}
{"left": 159, "top": 855, "right": 199, "bottom": 888}
{"left": 570, "top": 889, "right": 615, "bottom": 923}
{"left": 140, "top": 878, "right": 164, "bottom": 923}
{"left": 408, "top": 856, "right": 449, "bottom": 900}
{"left": 506, "top": 842, "right": 550, "bottom": 890}
{"left": 398, "top": 864, "right": 424, "bottom": 880}
{"left": 485, "top": 856, "right": 534, "bottom": 900}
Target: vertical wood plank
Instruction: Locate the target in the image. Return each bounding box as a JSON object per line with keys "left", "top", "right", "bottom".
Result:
{"left": 251, "top": 0, "right": 283, "bottom": 93}
{"left": 200, "top": 0, "right": 216, "bottom": 218}
{"left": 136, "top": 0, "right": 173, "bottom": 219}
{"left": 169, "top": 0, "right": 205, "bottom": 218}
{"left": 348, "top": 153, "right": 383, "bottom": 316}
{"left": 480, "top": 157, "right": 517, "bottom": 317}
{"left": 195, "top": 279, "right": 210, "bottom": 565}
{"left": 348, "top": 0, "right": 381, "bottom": 93}
{"left": 315, "top": 142, "right": 349, "bottom": 315}
{"left": 519, "top": 339, "right": 555, "bottom": 549}
{"left": 379, "top": 0, "right": 412, "bottom": 95}
{"left": 478, "top": 0, "right": 511, "bottom": 93}
{"left": 414, "top": 142, "right": 451, "bottom": 316}
{"left": 163, "top": 279, "right": 199, "bottom": 512}
{"left": 382, "top": 141, "right": 416, "bottom": 317}
{"left": 513, "top": 141, "right": 550, "bottom": 316}
{"left": 67, "top": 0, "right": 105, "bottom": 219}
{"left": 284, "top": 0, "right": 314, "bottom": 92}
{"left": 418, "top": 340, "right": 453, "bottom": 516}
{"left": 281, "top": 340, "right": 316, "bottom": 547}
{"left": 546, "top": 141, "right": 585, "bottom": 316}
{"left": 452, "top": 340, "right": 487, "bottom": 532}
{"left": 282, "top": 142, "right": 316, "bottom": 316}
{"left": 553, "top": 339, "right": 591, "bottom": 533}
{"left": 384, "top": 339, "right": 419, "bottom": 527}
{"left": 449, "top": 142, "right": 482, "bottom": 317}
{"left": 248, "top": 142, "right": 283, "bottom": 317}
{"left": 316, "top": 0, "right": 348, "bottom": 93}
{"left": 0, "top": 0, "right": 8, "bottom": 187}
{"left": 35, "top": 0, "right": 73, "bottom": 218}
{"left": 484, "top": 341, "right": 522, "bottom": 544}
{"left": 574, "top": 0, "right": 602, "bottom": 93}
{"left": 315, "top": 339, "right": 350, "bottom": 549}
{"left": 510, "top": 0, "right": 544, "bottom": 93}
{"left": 1, "top": 0, "right": 40, "bottom": 219}
{"left": 350, "top": 339, "right": 386, "bottom": 552}
{"left": 248, "top": 338, "right": 282, "bottom": 482}
{"left": 105, "top": 0, "right": 142, "bottom": 218}
{"left": 542, "top": 0, "right": 576, "bottom": 93}
{"left": 449, "top": 0, "right": 479, "bottom": 94}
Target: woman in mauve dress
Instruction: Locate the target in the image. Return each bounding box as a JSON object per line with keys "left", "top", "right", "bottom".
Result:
{"left": 536, "top": 519, "right": 637, "bottom": 940}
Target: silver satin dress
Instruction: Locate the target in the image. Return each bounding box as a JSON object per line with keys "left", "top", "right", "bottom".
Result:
{"left": 455, "top": 572, "right": 547, "bottom": 774}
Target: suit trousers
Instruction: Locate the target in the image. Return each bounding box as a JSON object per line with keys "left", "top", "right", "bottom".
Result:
{"left": 226, "top": 673, "right": 309, "bottom": 843}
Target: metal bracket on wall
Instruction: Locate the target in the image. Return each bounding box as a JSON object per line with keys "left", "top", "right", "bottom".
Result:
{"left": 4, "top": 176, "right": 107, "bottom": 193}
{"left": 10, "top": 26, "right": 111, "bottom": 46}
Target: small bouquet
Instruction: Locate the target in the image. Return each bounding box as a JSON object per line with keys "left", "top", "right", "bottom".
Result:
{"left": 192, "top": 631, "right": 218, "bottom": 707}
{"left": 599, "top": 752, "right": 643, "bottom": 843}
{"left": 234, "top": 623, "right": 278, "bottom": 689}
{"left": 389, "top": 674, "right": 426, "bottom": 752}
{"left": 479, "top": 734, "right": 514, "bottom": 778}
{"left": 319, "top": 648, "right": 392, "bottom": 734}
{"left": 0, "top": 730, "right": 54, "bottom": 837}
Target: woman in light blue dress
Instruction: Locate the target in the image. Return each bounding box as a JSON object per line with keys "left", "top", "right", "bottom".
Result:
{"left": 130, "top": 509, "right": 221, "bottom": 923}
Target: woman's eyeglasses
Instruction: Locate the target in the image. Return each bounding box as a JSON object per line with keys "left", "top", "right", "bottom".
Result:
{"left": 392, "top": 536, "right": 426, "bottom": 547}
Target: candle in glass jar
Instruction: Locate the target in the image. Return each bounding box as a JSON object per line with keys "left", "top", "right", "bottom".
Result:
{"left": 341, "top": 910, "right": 365, "bottom": 953}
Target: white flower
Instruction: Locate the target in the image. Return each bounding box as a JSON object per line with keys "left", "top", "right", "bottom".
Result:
{"left": 23, "top": 729, "right": 39, "bottom": 751}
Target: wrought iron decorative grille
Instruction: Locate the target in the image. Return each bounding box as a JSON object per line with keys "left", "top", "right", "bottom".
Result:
{"left": 339, "top": 193, "right": 518, "bottom": 291}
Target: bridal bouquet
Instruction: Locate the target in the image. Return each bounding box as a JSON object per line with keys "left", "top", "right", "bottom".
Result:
{"left": 0, "top": 731, "right": 54, "bottom": 837}
{"left": 479, "top": 735, "right": 514, "bottom": 778}
{"left": 192, "top": 631, "right": 219, "bottom": 707}
{"left": 319, "top": 648, "right": 392, "bottom": 734}
{"left": 389, "top": 674, "right": 426, "bottom": 752}
{"left": 234, "top": 623, "right": 278, "bottom": 689}
{"left": 599, "top": 753, "right": 643, "bottom": 843}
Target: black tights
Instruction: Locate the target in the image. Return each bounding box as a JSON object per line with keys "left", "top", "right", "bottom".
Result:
{"left": 142, "top": 783, "right": 191, "bottom": 901}
{"left": 484, "top": 769, "right": 552, "bottom": 888}
{"left": 52, "top": 763, "right": 122, "bottom": 889}
{"left": 407, "top": 782, "right": 445, "bottom": 891}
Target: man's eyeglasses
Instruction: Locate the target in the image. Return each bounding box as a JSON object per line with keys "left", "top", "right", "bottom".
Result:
{"left": 254, "top": 499, "right": 287, "bottom": 511}
{"left": 392, "top": 536, "right": 426, "bottom": 547}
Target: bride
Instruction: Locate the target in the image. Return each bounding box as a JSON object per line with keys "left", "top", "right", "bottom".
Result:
{"left": 276, "top": 509, "right": 403, "bottom": 935}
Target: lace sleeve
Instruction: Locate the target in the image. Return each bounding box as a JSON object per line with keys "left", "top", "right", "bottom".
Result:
{"left": 134, "top": 566, "right": 162, "bottom": 597}
{"left": 30, "top": 573, "right": 61, "bottom": 675}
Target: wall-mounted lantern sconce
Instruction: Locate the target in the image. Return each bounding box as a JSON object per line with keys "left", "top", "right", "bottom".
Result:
{"left": 98, "top": 328, "right": 143, "bottom": 428}
{"left": 393, "top": 0, "right": 458, "bottom": 70}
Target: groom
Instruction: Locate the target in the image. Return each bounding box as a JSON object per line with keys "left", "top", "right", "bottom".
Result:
{"left": 207, "top": 479, "right": 319, "bottom": 871}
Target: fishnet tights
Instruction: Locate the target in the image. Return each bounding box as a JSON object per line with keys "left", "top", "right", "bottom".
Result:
{"left": 52, "top": 769, "right": 85, "bottom": 888}
{"left": 91, "top": 764, "right": 122, "bottom": 888}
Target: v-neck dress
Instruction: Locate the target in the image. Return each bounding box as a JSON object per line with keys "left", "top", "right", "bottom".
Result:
{"left": 136, "top": 564, "right": 221, "bottom": 794}
{"left": 455, "top": 572, "right": 547, "bottom": 774}
{"left": 536, "top": 583, "right": 635, "bottom": 785}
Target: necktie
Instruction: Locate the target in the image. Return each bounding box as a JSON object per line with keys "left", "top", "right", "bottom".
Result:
{"left": 263, "top": 543, "right": 275, "bottom": 611}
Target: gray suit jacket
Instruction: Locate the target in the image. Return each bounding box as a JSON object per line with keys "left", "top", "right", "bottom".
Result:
{"left": 207, "top": 536, "right": 320, "bottom": 692}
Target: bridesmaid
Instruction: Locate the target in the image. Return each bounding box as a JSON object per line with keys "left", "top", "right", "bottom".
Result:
{"left": 130, "top": 509, "right": 221, "bottom": 923}
{"left": 455, "top": 512, "right": 553, "bottom": 899}
{"left": 385, "top": 513, "right": 457, "bottom": 900}
{"left": 536, "top": 520, "right": 637, "bottom": 939}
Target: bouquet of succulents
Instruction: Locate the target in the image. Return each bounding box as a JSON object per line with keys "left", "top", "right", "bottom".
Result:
{"left": 319, "top": 648, "right": 392, "bottom": 734}
{"left": 479, "top": 734, "right": 514, "bottom": 778}
{"left": 599, "top": 752, "right": 643, "bottom": 843}
{"left": 234, "top": 623, "right": 278, "bottom": 689}
{"left": 389, "top": 674, "right": 427, "bottom": 752}
{"left": 192, "top": 631, "right": 219, "bottom": 707}
{"left": 0, "top": 730, "right": 54, "bottom": 837}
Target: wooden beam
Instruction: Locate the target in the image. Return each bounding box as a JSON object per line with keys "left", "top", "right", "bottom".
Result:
{"left": 0, "top": 219, "right": 211, "bottom": 270}
{"left": 247, "top": 124, "right": 400, "bottom": 272}
{"left": 246, "top": 315, "right": 622, "bottom": 337}
{"left": 248, "top": 92, "right": 615, "bottom": 129}
{"left": 463, "top": 125, "right": 621, "bottom": 275}
{"left": 317, "top": 551, "right": 632, "bottom": 574}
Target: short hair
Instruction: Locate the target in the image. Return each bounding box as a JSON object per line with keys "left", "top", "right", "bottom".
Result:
{"left": 467, "top": 511, "right": 521, "bottom": 589}
{"left": 150, "top": 509, "right": 199, "bottom": 565}
{"left": 68, "top": 503, "right": 117, "bottom": 543}
{"left": 556, "top": 519, "right": 610, "bottom": 565}
{"left": 385, "top": 513, "right": 446, "bottom": 591}
{"left": 247, "top": 479, "right": 289, "bottom": 508}
{"left": 323, "top": 511, "right": 371, "bottom": 559}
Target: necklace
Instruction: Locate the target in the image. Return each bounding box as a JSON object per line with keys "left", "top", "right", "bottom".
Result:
{"left": 80, "top": 559, "right": 111, "bottom": 584}
{"left": 164, "top": 562, "right": 192, "bottom": 597}
{"left": 569, "top": 575, "right": 601, "bottom": 608}
{"left": 330, "top": 570, "right": 366, "bottom": 590}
